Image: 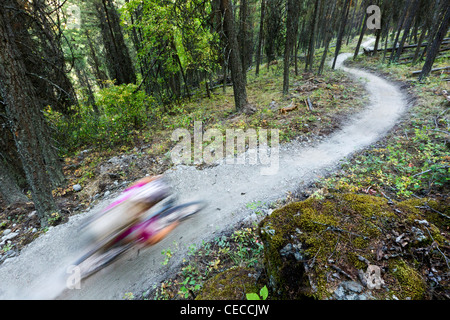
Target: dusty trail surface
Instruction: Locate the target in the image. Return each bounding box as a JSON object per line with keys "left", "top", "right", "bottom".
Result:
{"left": 0, "top": 40, "right": 407, "bottom": 299}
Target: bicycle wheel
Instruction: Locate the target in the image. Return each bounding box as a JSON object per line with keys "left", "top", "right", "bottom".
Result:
{"left": 160, "top": 201, "right": 208, "bottom": 223}
{"left": 73, "top": 243, "right": 133, "bottom": 280}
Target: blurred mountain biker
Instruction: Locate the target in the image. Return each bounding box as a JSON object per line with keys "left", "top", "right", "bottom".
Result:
{"left": 83, "top": 175, "right": 171, "bottom": 246}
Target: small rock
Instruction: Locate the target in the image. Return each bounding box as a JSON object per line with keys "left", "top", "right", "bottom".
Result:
{"left": 415, "top": 219, "right": 429, "bottom": 226}
{"left": 362, "top": 265, "right": 385, "bottom": 290}
{"left": 2, "top": 232, "right": 19, "bottom": 241}
{"left": 411, "top": 227, "right": 427, "bottom": 242}
{"left": 342, "top": 281, "right": 363, "bottom": 293}
{"left": 2, "top": 229, "right": 11, "bottom": 236}
{"left": 333, "top": 281, "right": 369, "bottom": 300}
{"left": 280, "top": 243, "right": 293, "bottom": 256}
{"left": 357, "top": 255, "right": 370, "bottom": 265}
{"left": 332, "top": 273, "right": 340, "bottom": 280}
{"left": 293, "top": 251, "right": 303, "bottom": 262}
{"left": 73, "top": 184, "right": 82, "bottom": 192}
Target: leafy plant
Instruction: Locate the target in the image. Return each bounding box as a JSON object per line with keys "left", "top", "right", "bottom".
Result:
{"left": 122, "top": 292, "right": 135, "bottom": 300}
{"left": 45, "top": 83, "right": 155, "bottom": 154}
{"left": 246, "top": 285, "right": 269, "bottom": 300}
{"left": 161, "top": 249, "right": 172, "bottom": 266}
{"left": 178, "top": 276, "right": 202, "bottom": 299}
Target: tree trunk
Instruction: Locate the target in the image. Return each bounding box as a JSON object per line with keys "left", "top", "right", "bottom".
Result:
{"left": 412, "top": 26, "right": 428, "bottom": 65}
{"left": 96, "top": 0, "right": 136, "bottom": 85}
{"left": 239, "top": 0, "right": 249, "bottom": 84}
{"left": 220, "top": 0, "right": 248, "bottom": 112}
{"left": 305, "top": 0, "right": 321, "bottom": 72}
{"left": 0, "top": 6, "right": 58, "bottom": 226}
{"left": 265, "top": 0, "right": 283, "bottom": 67}
{"left": 74, "top": 60, "right": 97, "bottom": 112}
{"left": 255, "top": 0, "right": 266, "bottom": 76}
{"left": 332, "top": 0, "right": 351, "bottom": 69}
{"left": 318, "top": 0, "right": 338, "bottom": 75}
{"left": 419, "top": 5, "right": 450, "bottom": 80}
{"left": 389, "top": 0, "right": 411, "bottom": 63}
{"left": 0, "top": 159, "right": 28, "bottom": 205}
{"left": 353, "top": 10, "right": 369, "bottom": 60}
{"left": 382, "top": 9, "right": 394, "bottom": 63}
{"left": 283, "top": 0, "right": 300, "bottom": 95}
{"left": 85, "top": 29, "right": 109, "bottom": 88}
{"left": 394, "top": 0, "right": 420, "bottom": 62}
{"left": 346, "top": 0, "right": 359, "bottom": 45}
{"left": 419, "top": 0, "right": 447, "bottom": 61}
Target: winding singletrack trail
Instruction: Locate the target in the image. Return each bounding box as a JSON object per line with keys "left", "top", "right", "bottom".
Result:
{"left": 0, "top": 40, "right": 408, "bottom": 299}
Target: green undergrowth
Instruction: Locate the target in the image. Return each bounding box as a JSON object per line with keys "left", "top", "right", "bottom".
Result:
{"left": 317, "top": 52, "right": 449, "bottom": 202}
{"left": 43, "top": 59, "right": 368, "bottom": 215}
{"left": 147, "top": 226, "right": 266, "bottom": 300}
{"left": 46, "top": 59, "right": 366, "bottom": 159}
{"left": 134, "top": 44, "right": 449, "bottom": 301}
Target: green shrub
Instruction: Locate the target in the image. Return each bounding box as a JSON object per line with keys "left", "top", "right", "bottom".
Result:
{"left": 45, "top": 84, "right": 156, "bottom": 154}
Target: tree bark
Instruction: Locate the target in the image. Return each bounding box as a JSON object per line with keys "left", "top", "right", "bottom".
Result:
{"left": 239, "top": 0, "right": 249, "bottom": 84}
{"left": 265, "top": 0, "right": 283, "bottom": 67}
{"left": 305, "top": 0, "right": 321, "bottom": 72}
{"left": 419, "top": 5, "right": 450, "bottom": 80}
{"left": 388, "top": 0, "right": 411, "bottom": 63}
{"left": 353, "top": 9, "right": 369, "bottom": 60}
{"left": 0, "top": 5, "right": 58, "bottom": 226}
{"left": 96, "top": 0, "right": 136, "bottom": 85}
{"left": 283, "top": 0, "right": 300, "bottom": 95}
{"left": 419, "top": 0, "right": 447, "bottom": 61}
{"left": 332, "top": 0, "right": 351, "bottom": 69}
{"left": 394, "top": 0, "right": 420, "bottom": 62}
{"left": 318, "top": 0, "right": 338, "bottom": 74}
{"left": 255, "top": 0, "right": 266, "bottom": 76}
{"left": 220, "top": 0, "right": 248, "bottom": 111}
{"left": 412, "top": 26, "right": 428, "bottom": 65}
{"left": 85, "top": 29, "right": 109, "bottom": 89}
{"left": 0, "top": 159, "right": 28, "bottom": 205}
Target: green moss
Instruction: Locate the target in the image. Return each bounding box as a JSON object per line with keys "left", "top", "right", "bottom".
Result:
{"left": 393, "top": 198, "right": 446, "bottom": 245}
{"left": 341, "top": 193, "right": 393, "bottom": 219}
{"left": 347, "top": 252, "right": 367, "bottom": 270}
{"left": 389, "top": 259, "right": 426, "bottom": 300}
{"left": 258, "top": 193, "right": 445, "bottom": 300}
{"left": 397, "top": 198, "right": 450, "bottom": 231}
{"left": 352, "top": 236, "right": 369, "bottom": 250}
{"left": 195, "top": 266, "right": 260, "bottom": 300}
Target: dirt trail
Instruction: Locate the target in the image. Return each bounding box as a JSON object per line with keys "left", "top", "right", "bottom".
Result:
{"left": 0, "top": 39, "right": 407, "bottom": 300}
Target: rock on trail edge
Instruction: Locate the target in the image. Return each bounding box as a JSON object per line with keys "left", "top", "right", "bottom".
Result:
{"left": 0, "top": 39, "right": 407, "bottom": 300}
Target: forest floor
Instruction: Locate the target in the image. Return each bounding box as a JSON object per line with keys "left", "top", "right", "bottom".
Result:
{"left": 0, "top": 43, "right": 368, "bottom": 262}
{"left": 0, "top": 38, "right": 448, "bottom": 300}
{"left": 140, "top": 42, "right": 449, "bottom": 301}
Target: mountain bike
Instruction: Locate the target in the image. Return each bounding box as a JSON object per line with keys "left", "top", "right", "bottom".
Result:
{"left": 72, "top": 197, "right": 207, "bottom": 281}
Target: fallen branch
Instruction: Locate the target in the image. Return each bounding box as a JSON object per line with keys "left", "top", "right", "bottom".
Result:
{"left": 380, "top": 190, "right": 394, "bottom": 204}
{"left": 415, "top": 204, "right": 450, "bottom": 220}
{"left": 411, "top": 165, "right": 449, "bottom": 178}
{"left": 364, "top": 39, "right": 450, "bottom": 54}
{"left": 305, "top": 97, "right": 314, "bottom": 111}
{"left": 411, "top": 66, "right": 450, "bottom": 76}
{"left": 423, "top": 226, "right": 450, "bottom": 269}
{"left": 330, "top": 265, "right": 355, "bottom": 280}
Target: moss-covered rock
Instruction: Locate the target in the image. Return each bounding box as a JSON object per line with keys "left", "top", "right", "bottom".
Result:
{"left": 258, "top": 193, "right": 448, "bottom": 300}
{"left": 195, "top": 266, "right": 261, "bottom": 300}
